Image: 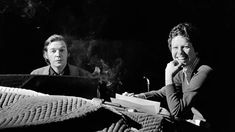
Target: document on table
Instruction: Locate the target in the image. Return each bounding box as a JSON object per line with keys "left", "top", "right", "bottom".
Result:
{"left": 111, "top": 93, "right": 161, "bottom": 115}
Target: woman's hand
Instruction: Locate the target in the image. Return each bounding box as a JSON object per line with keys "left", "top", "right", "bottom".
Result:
{"left": 122, "top": 92, "right": 135, "bottom": 97}
{"left": 122, "top": 92, "right": 146, "bottom": 99}
{"left": 165, "top": 60, "right": 183, "bottom": 85}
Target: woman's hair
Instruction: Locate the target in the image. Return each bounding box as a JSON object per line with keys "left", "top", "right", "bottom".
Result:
{"left": 167, "top": 22, "right": 200, "bottom": 52}
{"left": 43, "top": 34, "right": 72, "bottom": 64}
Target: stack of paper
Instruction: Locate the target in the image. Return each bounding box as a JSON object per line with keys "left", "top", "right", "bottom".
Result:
{"left": 111, "top": 94, "right": 161, "bottom": 115}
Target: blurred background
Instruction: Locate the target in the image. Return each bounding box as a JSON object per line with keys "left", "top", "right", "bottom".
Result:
{"left": 0, "top": 0, "right": 234, "bottom": 130}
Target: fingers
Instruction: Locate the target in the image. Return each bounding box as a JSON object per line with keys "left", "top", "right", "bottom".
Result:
{"left": 122, "top": 92, "right": 135, "bottom": 97}
{"left": 169, "top": 60, "right": 184, "bottom": 69}
{"left": 176, "top": 62, "right": 184, "bottom": 69}
{"left": 172, "top": 59, "right": 179, "bottom": 66}
{"left": 173, "top": 59, "right": 185, "bottom": 67}
{"left": 122, "top": 92, "right": 128, "bottom": 96}
{"left": 133, "top": 94, "right": 141, "bottom": 98}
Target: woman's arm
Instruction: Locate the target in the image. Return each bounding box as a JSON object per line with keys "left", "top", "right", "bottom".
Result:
{"left": 165, "top": 65, "right": 213, "bottom": 118}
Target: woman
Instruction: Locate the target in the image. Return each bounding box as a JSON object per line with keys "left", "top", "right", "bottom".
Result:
{"left": 123, "top": 23, "right": 214, "bottom": 132}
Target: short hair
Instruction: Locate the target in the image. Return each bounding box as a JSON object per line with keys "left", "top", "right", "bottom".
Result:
{"left": 167, "top": 22, "right": 200, "bottom": 52}
{"left": 43, "top": 34, "right": 72, "bottom": 64}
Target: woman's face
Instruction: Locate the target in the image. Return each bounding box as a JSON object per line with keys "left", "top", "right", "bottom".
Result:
{"left": 171, "top": 35, "right": 197, "bottom": 66}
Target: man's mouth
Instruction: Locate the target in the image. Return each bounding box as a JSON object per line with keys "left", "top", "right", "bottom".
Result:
{"left": 55, "top": 60, "right": 62, "bottom": 62}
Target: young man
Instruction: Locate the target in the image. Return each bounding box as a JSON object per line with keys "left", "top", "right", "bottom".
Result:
{"left": 31, "top": 34, "right": 91, "bottom": 76}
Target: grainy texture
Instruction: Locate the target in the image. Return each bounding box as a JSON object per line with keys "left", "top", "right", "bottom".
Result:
{"left": 0, "top": 86, "right": 174, "bottom": 132}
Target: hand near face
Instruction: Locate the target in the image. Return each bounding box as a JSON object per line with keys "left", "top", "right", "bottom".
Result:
{"left": 165, "top": 60, "right": 183, "bottom": 85}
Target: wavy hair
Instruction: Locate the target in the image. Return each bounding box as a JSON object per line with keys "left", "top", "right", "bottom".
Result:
{"left": 167, "top": 22, "right": 200, "bottom": 52}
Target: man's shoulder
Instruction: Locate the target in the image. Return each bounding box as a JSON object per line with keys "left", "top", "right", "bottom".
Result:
{"left": 68, "top": 64, "right": 91, "bottom": 77}
{"left": 68, "top": 64, "right": 78, "bottom": 69}
{"left": 30, "top": 66, "right": 50, "bottom": 75}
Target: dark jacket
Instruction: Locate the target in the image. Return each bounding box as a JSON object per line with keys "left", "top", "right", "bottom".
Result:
{"left": 30, "top": 64, "right": 91, "bottom": 77}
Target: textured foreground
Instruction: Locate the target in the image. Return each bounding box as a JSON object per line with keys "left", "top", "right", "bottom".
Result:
{"left": 0, "top": 86, "right": 174, "bottom": 132}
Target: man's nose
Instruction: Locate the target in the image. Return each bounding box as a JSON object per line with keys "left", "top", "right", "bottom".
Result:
{"left": 55, "top": 50, "right": 61, "bottom": 56}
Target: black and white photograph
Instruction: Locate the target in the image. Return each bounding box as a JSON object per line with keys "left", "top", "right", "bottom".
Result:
{"left": 0, "top": 0, "right": 234, "bottom": 131}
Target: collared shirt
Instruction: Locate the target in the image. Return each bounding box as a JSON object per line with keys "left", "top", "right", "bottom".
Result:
{"left": 182, "top": 57, "right": 199, "bottom": 85}
{"left": 49, "top": 64, "right": 70, "bottom": 76}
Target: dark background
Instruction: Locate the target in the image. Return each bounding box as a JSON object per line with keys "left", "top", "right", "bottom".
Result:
{"left": 0, "top": 0, "right": 232, "bottom": 85}
{"left": 0, "top": 0, "right": 234, "bottom": 131}
{"left": 0, "top": 0, "right": 233, "bottom": 89}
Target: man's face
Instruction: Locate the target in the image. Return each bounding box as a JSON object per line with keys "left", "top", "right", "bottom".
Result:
{"left": 171, "top": 35, "right": 197, "bottom": 66}
{"left": 44, "top": 41, "right": 69, "bottom": 69}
